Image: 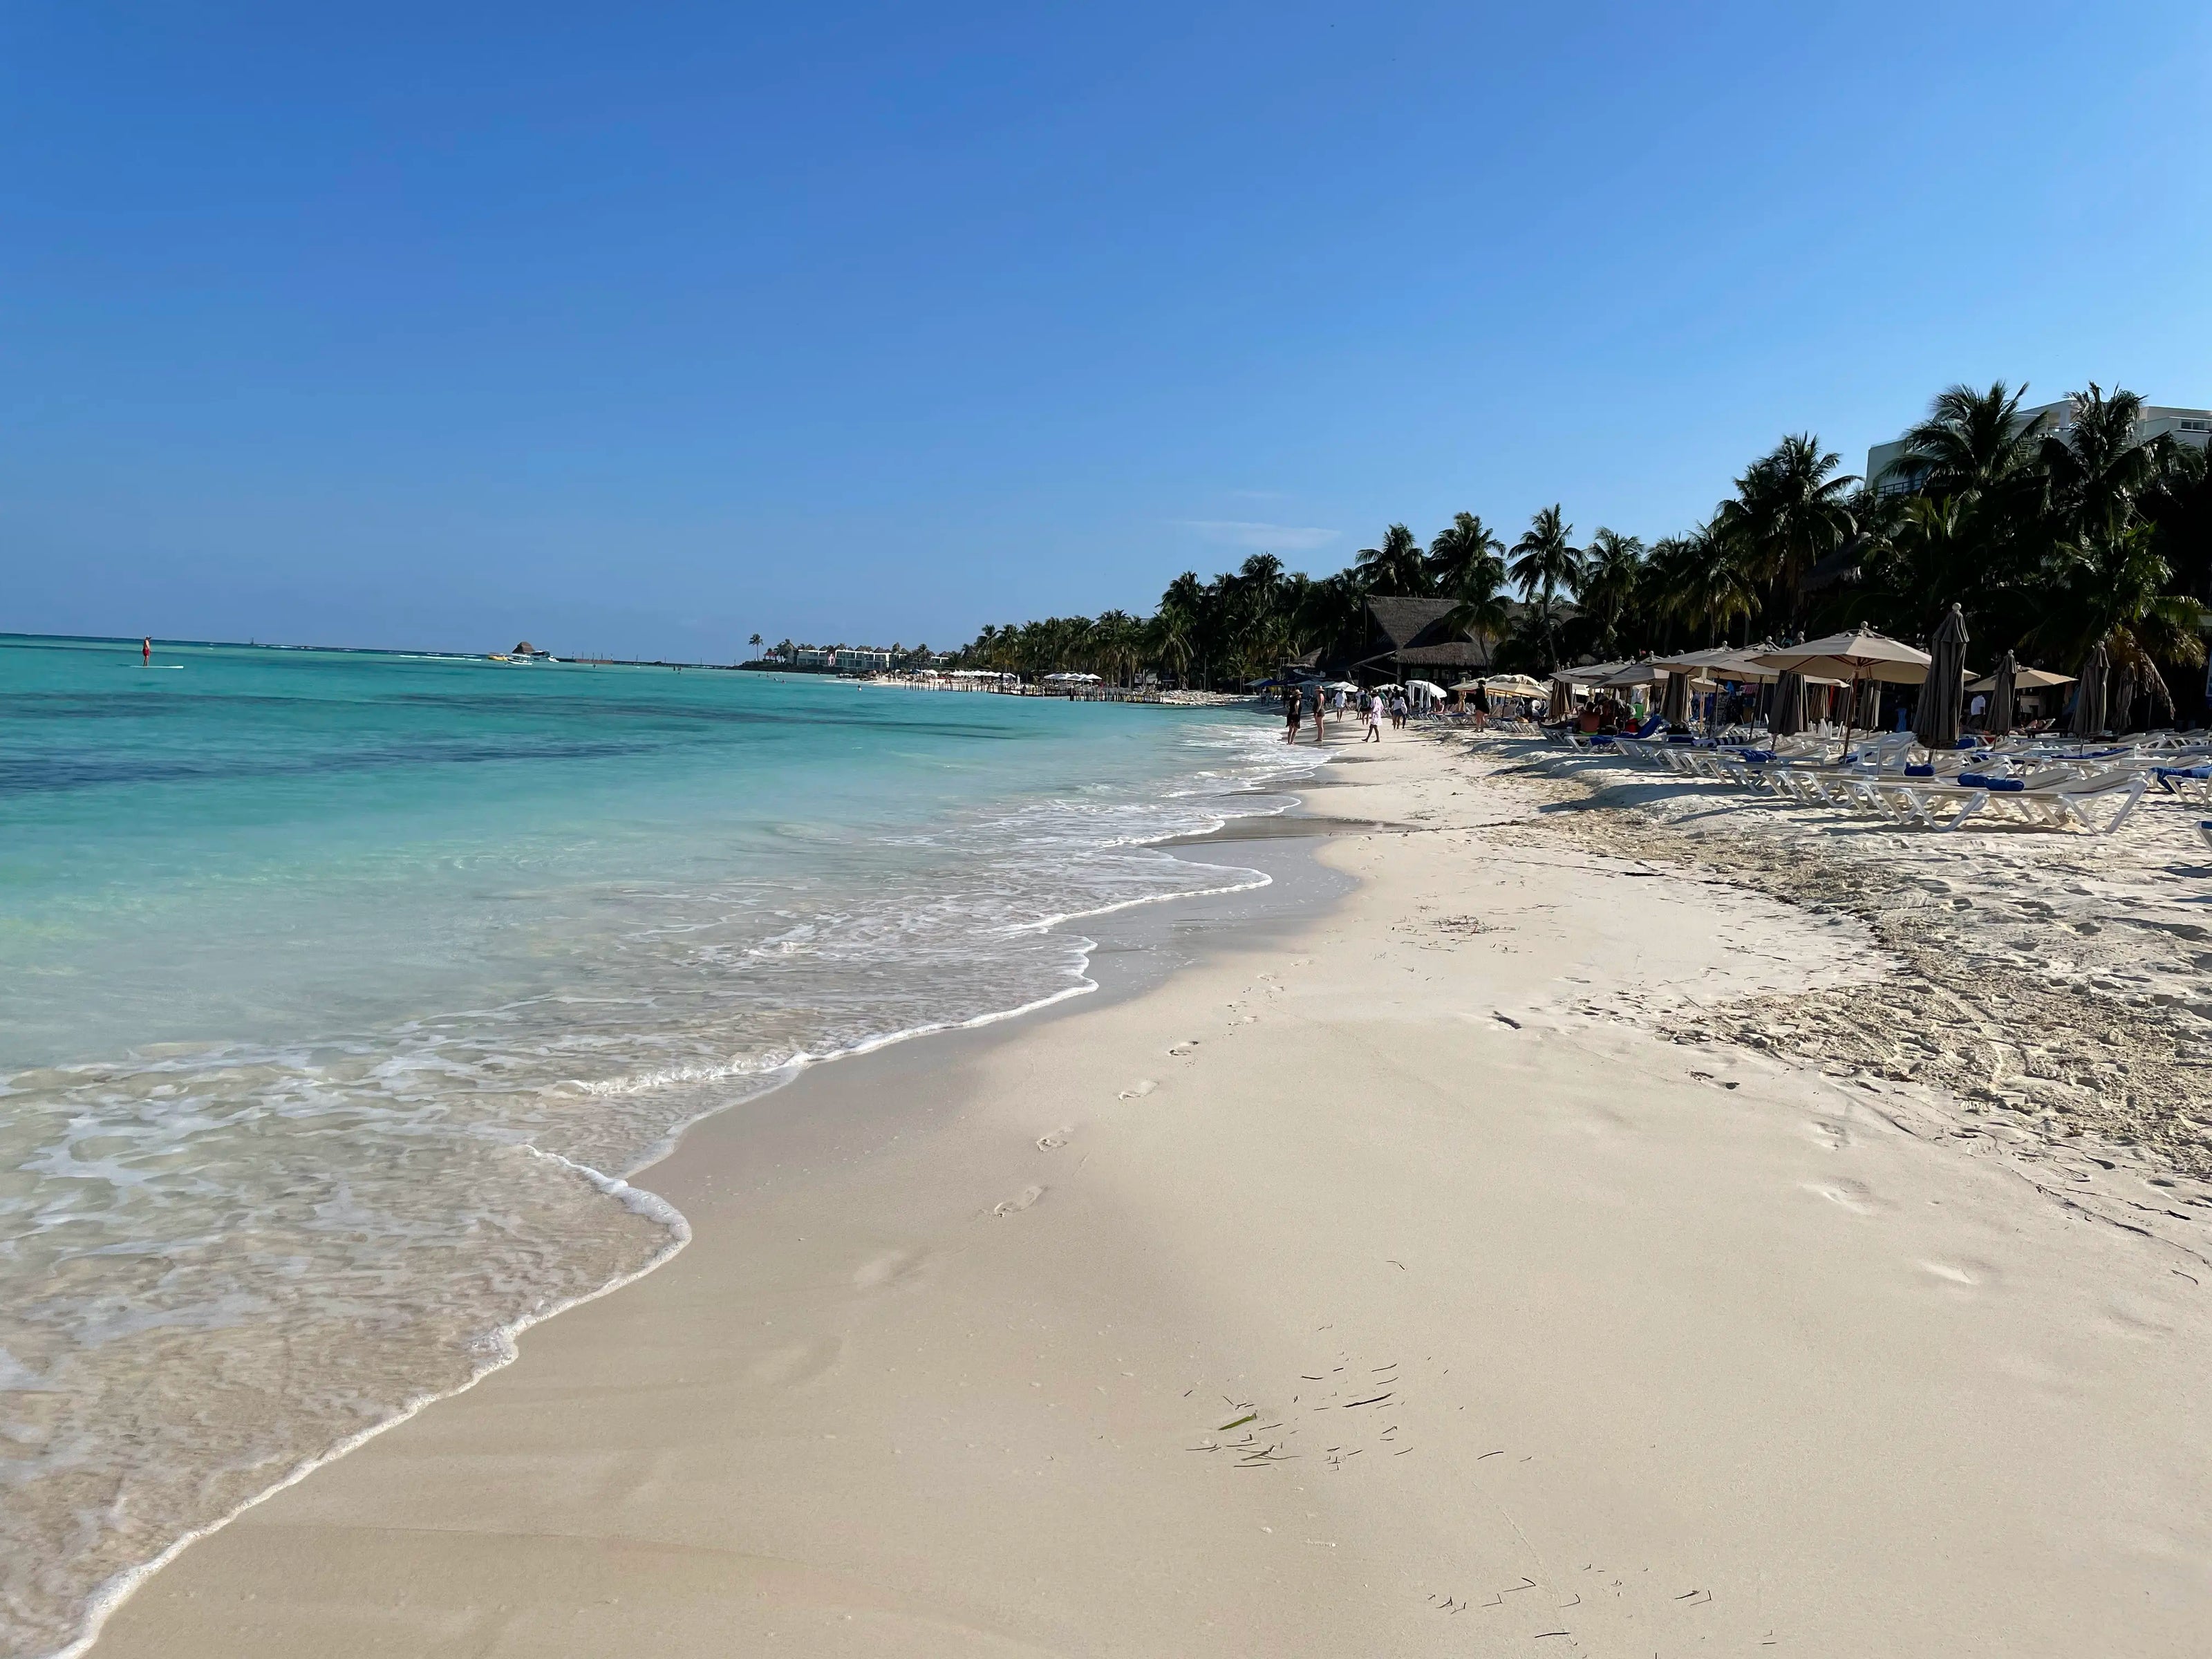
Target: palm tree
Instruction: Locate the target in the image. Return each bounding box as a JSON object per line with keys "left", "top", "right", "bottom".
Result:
{"left": 1647, "top": 526, "right": 1756, "bottom": 646}
{"left": 1425, "top": 512, "right": 1504, "bottom": 595}
{"left": 2144, "top": 435, "right": 2212, "bottom": 609}
{"left": 1156, "top": 571, "right": 1210, "bottom": 688}
{"left": 1508, "top": 506, "right": 1581, "bottom": 668}
{"left": 1882, "top": 495, "right": 1979, "bottom": 635}
{"left": 1091, "top": 610, "right": 1143, "bottom": 685}
{"left": 748, "top": 632, "right": 763, "bottom": 659}
{"left": 2032, "top": 518, "right": 2206, "bottom": 680}
{"left": 1142, "top": 614, "right": 1184, "bottom": 684}
{"left": 1716, "top": 433, "right": 1857, "bottom": 627}
{"left": 1354, "top": 524, "right": 1431, "bottom": 596}
{"left": 1217, "top": 554, "right": 1291, "bottom": 682}
{"left": 1293, "top": 570, "right": 1369, "bottom": 670}
{"left": 1891, "top": 381, "right": 2047, "bottom": 496}
{"left": 1440, "top": 561, "right": 1512, "bottom": 657}
{"left": 1573, "top": 528, "right": 1644, "bottom": 655}
{"left": 2045, "top": 384, "right": 2164, "bottom": 543}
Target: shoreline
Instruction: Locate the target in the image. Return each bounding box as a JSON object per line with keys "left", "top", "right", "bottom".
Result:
{"left": 91, "top": 732, "right": 2212, "bottom": 1656}
{"left": 44, "top": 735, "right": 1340, "bottom": 1659}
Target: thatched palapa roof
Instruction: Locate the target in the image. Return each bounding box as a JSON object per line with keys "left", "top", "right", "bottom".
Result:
{"left": 1356, "top": 597, "right": 1497, "bottom": 673}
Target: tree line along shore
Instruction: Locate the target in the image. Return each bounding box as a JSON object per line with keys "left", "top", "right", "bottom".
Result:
{"left": 948, "top": 382, "right": 2212, "bottom": 724}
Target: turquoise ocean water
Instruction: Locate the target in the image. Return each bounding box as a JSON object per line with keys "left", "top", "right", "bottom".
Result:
{"left": 0, "top": 635, "right": 1302, "bottom": 1657}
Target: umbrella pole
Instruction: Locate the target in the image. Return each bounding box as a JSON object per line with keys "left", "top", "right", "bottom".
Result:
{"left": 1840, "top": 671, "right": 1859, "bottom": 763}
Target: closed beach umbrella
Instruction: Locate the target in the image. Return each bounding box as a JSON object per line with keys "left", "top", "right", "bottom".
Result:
{"left": 1967, "top": 660, "right": 2072, "bottom": 735}
{"left": 1548, "top": 677, "right": 1573, "bottom": 722}
{"left": 2110, "top": 659, "right": 2136, "bottom": 735}
{"left": 1853, "top": 676, "right": 1883, "bottom": 733}
{"left": 1770, "top": 670, "right": 1807, "bottom": 736}
{"left": 1660, "top": 666, "right": 1691, "bottom": 725}
{"left": 1985, "top": 650, "right": 2018, "bottom": 737}
{"left": 1912, "top": 604, "right": 1969, "bottom": 749}
{"left": 2071, "top": 641, "right": 2109, "bottom": 738}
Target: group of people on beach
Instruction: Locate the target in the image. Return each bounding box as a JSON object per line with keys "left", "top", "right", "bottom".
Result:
{"left": 1283, "top": 684, "right": 1411, "bottom": 744}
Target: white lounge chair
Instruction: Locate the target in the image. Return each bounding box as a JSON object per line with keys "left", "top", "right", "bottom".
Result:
{"left": 1877, "top": 766, "right": 2149, "bottom": 834}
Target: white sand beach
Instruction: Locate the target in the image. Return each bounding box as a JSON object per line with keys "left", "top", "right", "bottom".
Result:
{"left": 93, "top": 730, "right": 2212, "bottom": 1657}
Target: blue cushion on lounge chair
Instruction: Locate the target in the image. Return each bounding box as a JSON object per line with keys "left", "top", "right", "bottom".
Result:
{"left": 1635, "top": 714, "right": 1667, "bottom": 738}
{"left": 1990, "top": 779, "right": 2025, "bottom": 792}
{"left": 1904, "top": 763, "right": 1934, "bottom": 777}
{"left": 1958, "top": 773, "right": 1991, "bottom": 787}
{"left": 1956, "top": 737, "right": 1978, "bottom": 749}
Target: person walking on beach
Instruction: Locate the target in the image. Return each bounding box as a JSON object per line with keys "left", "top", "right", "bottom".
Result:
{"left": 1364, "top": 690, "right": 1383, "bottom": 742}
{"left": 1311, "top": 683, "right": 1326, "bottom": 744}
{"left": 1284, "top": 688, "right": 1302, "bottom": 743}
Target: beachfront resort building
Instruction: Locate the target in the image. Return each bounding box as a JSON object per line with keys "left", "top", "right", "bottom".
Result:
{"left": 1868, "top": 396, "right": 2212, "bottom": 494}
{"left": 775, "top": 644, "right": 898, "bottom": 673}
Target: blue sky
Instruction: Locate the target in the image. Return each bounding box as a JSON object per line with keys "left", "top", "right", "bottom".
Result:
{"left": 5, "top": 2, "right": 2209, "bottom": 658}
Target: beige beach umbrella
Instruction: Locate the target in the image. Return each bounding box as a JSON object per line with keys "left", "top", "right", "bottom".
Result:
{"left": 1964, "top": 664, "right": 2074, "bottom": 693}
{"left": 1702, "top": 647, "right": 1783, "bottom": 684}
{"left": 1556, "top": 661, "right": 1628, "bottom": 684}
{"left": 1481, "top": 673, "right": 1550, "bottom": 697}
{"left": 1652, "top": 645, "right": 1776, "bottom": 684}
{"left": 1750, "top": 628, "right": 1931, "bottom": 685}
{"left": 1754, "top": 628, "right": 1931, "bottom": 753}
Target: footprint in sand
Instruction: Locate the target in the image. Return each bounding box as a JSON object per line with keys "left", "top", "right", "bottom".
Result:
{"left": 1919, "top": 1259, "right": 1999, "bottom": 1291}
{"left": 1118, "top": 1079, "right": 1158, "bottom": 1099}
{"left": 992, "top": 1185, "right": 1045, "bottom": 1218}
{"left": 853, "top": 1246, "right": 927, "bottom": 1289}
{"left": 1806, "top": 1117, "right": 1853, "bottom": 1150}
{"left": 1801, "top": 1179, "right": 1886, "bottom": 1215}
{"left": 1037, "top": 1128, "right": 1071, "bottom": 1150}
{"left": 746, "top": 1334, "right": 845, "bottom": 1387}
{"left": 2102, "top": 1295, "right": 2177, "bottom": 1340}
{"left": 1168, "top": 1040, "right": 1201, "bottom": 1056}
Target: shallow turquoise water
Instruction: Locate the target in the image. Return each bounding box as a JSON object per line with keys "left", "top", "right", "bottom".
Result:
{"left": 0, "top": 635, "right": 1297, "bottom": 1657}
